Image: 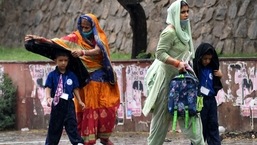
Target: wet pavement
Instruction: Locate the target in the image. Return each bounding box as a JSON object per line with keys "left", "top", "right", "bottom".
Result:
{"left": 0, "top": 129, "right": 256, "bottom": 145}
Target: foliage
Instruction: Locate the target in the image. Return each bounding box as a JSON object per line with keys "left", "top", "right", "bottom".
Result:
{"left": 0, "top": 74, "right": 17, "bottom": 131}
{"left": 136, "top": 52, "right": 153, "bottom": 59}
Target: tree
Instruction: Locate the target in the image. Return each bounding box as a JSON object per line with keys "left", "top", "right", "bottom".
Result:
{"left": 117, "top": 0, "right": 147, "bottom": 59}
{"left": 0, "top": 74, "right": 17, "bottom": 130}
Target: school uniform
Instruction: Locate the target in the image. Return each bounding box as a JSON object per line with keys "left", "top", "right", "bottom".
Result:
{"left": 45, "top": 67, "right": 83, "bottom": 145}
{"left": 193, "top": 43, "right": 223, "bottom": 145}
{"left": 199, "top": 67, "right": 220, "bottom": 145}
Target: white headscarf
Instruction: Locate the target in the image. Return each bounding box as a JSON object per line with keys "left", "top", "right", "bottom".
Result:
{"left": 166, "top": 0, "right": 194, "bottom": 58}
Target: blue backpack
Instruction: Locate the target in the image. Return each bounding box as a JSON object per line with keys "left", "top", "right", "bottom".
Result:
{"left": 168, "top": 71, "right": 203, "bottom": 132}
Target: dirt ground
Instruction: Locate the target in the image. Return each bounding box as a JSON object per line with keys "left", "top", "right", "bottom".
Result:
{"left": 221, "top": 131, "right": 257, "bottom": 139}
{"left": 0, "top": 129, "right": 257, "bottom": 145}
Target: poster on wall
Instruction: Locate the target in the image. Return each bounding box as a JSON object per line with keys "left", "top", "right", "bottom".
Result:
{"left": 222, "top": 61, "right": 257, "bottom": 118}
{"left": 29, "top": 64, "right": 55, "bottom": 115}
{"left": 113, "top": 65, "right": 125, "bottom": 125}
{"left": 125, "top": 65, "right": 148, "bottom": 119}
{"left": 226, "top": 62, "right": 256, "bottom": 106}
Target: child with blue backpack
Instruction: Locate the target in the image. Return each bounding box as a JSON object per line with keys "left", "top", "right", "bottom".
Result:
{"left": 193, "top": 43, "right": 223, "bottom": 145}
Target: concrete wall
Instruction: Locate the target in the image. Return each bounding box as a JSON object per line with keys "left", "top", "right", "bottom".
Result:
{"left": 1, "top": 0, "right": 257, "bottom": 54}
{"left": 1, "top": 58, "right": 257, "bottom": 132}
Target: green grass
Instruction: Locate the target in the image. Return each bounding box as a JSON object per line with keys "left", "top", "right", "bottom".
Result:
{"left": 110, "top": 53, "right": 131, "bottom": 60}
{"left": 219, "top": 53, "right": 257, "bottom": 58}
{"left": 1, "top": 46, "right": 256, "bottom": 61}
{"left": 0, "top": 47, "right": 51, "bottom": 61}
{"left": 0, "top": 46, "right": 131, "bottom": 61}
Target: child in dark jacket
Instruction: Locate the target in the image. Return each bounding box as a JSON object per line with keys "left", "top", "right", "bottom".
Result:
{"left": 193, "top": 43, "right": 223, "bottom": 145}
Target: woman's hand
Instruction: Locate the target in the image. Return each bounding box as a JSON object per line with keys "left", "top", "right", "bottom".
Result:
{"left": 177, "top": 61, "right": 188, "bottom": 73}
{"left": 24, "top": 34, "right": 49, "bottom": 43}
{"left": 25, "top": 35, "right": 41, "bottom": 41}
{"left": 71, "top": 50, "right": 84, "bottom": 57}
{"left": 166, "top": 57, "right": 188, "bottom": 73}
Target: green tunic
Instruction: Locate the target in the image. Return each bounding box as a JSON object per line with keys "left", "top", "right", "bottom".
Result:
{"left": 142, "top": 27, "right": 204, "bottom": 145}
{"left": 143, "top": 27, "right": 191, "bottom": 116}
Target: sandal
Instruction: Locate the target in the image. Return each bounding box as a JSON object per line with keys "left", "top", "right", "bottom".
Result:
{"left": 100, "top": 139, "right": 114, "bottom": 145}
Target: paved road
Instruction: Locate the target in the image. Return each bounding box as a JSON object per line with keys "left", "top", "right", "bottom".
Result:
{"left": 0, "top": 130, "right": 256, "bottom": 145}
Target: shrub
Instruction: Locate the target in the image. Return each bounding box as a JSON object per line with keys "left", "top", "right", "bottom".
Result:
{"left": 0, "top": 73, "right": 17, "bottom": 130}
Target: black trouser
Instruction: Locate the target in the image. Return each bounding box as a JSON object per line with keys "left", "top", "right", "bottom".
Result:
{"left": 45, "top": 99, "right": 84, "bottom": 145}
{"left": 200, "top": 96, "right": 221, "bottom": 145}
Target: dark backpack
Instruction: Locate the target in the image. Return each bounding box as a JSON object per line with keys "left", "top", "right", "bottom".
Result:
{"left": 168, "top": 71, "right": 203, "bottom": 132}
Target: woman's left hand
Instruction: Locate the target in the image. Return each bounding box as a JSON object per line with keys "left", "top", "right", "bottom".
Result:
{"left": 177, "top": 61, "right": 187, "bottom": 73}
{"left": 71, "top": 50, "right": 83, "bottom": 57}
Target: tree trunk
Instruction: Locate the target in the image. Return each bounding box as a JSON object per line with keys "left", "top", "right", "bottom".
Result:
{"left": 117, "top": 0, "right": 147, "bottom": 59}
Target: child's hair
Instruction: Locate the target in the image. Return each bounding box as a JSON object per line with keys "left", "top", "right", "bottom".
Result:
{"left": 54, "top": 51, "right": 70, "bottom": 59}
{"left": 204, "top": 48, "right": 214, "bottom": 55}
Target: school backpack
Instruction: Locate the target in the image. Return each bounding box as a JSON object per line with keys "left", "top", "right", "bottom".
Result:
{"left": 168, "top": 71, "right": 203, "bottom": 132}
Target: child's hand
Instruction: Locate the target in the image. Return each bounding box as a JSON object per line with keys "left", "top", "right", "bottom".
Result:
{"left": 46, "top": 97, "right": 52, "bottom": 107}
{"left": 79, "top": 101, "right": 86, "bottom": 110}
{"left": 214, "top": 70, "right": 223, "bottom": 78}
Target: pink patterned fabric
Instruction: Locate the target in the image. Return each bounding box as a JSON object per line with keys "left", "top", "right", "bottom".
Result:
{"left": 53, "top": 74, "right": 63, "bottom": 106}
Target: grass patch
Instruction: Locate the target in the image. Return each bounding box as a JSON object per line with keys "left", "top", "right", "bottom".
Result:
{"left": 0, "top": 47, "right": 50, "bottom": 61}
{"left": 1, "top": 46, "right": 256, "bottom": 61}
{"left": 219, "top": 53, "right": 257, "bottom": 58}
{"left": 0, "top": 46, "right": 131, "bottom": 61}
{"left": 110, "top": 53, "right": 131, "bottom": 60}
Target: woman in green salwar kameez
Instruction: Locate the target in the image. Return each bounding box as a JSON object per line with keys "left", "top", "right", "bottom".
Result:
{"left": 142, "top": 0, "right": 205, "bottom": 145}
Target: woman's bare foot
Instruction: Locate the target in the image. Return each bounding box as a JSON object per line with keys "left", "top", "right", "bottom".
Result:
{"left": 100, "top": 139, "right": 114, "bottom": 145}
